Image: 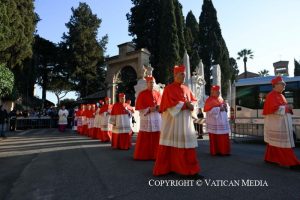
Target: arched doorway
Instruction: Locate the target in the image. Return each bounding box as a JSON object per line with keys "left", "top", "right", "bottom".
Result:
{"left": 116, "top": 66, "right": 137, "bottom": 105}
{"left": 105, "top": 42, "right": 150, "bottom": 103}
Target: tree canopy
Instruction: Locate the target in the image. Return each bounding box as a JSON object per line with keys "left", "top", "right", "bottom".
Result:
{"left": 0, "top": 0, "right": 37, "bottom": 69}
{"left": 185, "top": 11, "right": 200, "bottom": 72}
{"left": 198, "top": 0, "right": 232, "bottom": 94}
{"left": 62, "top": 2, "right": 107, "bottom": 97}
{"left": 127, "top": 0, "right": 186, "bottom": 83}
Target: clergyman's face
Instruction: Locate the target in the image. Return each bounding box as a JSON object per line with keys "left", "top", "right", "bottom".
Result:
{"left": 147, "top": 80, "right": 155, "bottom": 90}
{"left": 211, "top": 90, "right": 220, "bottom": 97}
{"left": 174, "top": 72, "right": 185, "bottom": 84}
{"left": 119, "top": 97, "right": 125, "bottom": 103}
{"left": 274, "top": 82, "right": 286, "bottom": 93}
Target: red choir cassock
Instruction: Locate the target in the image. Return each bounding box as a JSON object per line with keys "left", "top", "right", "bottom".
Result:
{"left": 153, "top": 65, "right": 201, "bottom": 176}
{"left": 93, "top": 101, "right": 103, "bottom": 139}
{"left": 82, "top": 105, "right": 89, "bottom": 136}
{"left": 204, "top": 85, "right": 231, "bottom": 156}
{"left": 134, "top": 76, "right": 162, "bottom": 160}
{"left": 99, "top": 100, "right": 113, "bottom": 142}
{"left": 85, "top": 105, "right": 94, "bottom": 137}
{"left": 76, "top": 105, "right": 84, "bottom": 134}
{"left": 90, "top": 104, "right": 97, "bottom": 139}
{"left": 263, "top": 76, "right": 300, "bottom": 167}
{"left": 110, "top": 93, "right": 134, "bottom": 150}
{"left": 89, "top": 105, "right": 96, "bottom": 138}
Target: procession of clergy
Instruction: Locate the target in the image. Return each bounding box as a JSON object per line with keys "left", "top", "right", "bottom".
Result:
{"left": 72, "top": 65, "right": 300, "bottom": 178}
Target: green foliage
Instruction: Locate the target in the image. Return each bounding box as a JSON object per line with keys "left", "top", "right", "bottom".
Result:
{"left": 128, "top": 0, "right": 233, "bottom": 89}
{"left": 294, "top": 59, "right": 300, "bottom": 76}
{"left": 59, "top": 98, "right": 77, "bottom": 109}
{"left": 127, "top": 0, "right": 186, "bottom": 84}
{"left": 237, "top": 49, "right": 254, "bottom": 78}
{"left": 0, "top": 64, "right": 14, "bottom": 97}
{"left": 158, "top": 0, "right": 180, "bottom": 83}
{"left": 116, "top": 66, "right": 137, "bottom": 103}
{"left": 198, "top": 0, "right": 232, "bottom": 95}
{"left": 185, "top": 11, "right": 200, "bottom": 73}
{"left": 186, "top": 11, "right": 199, "bottom": 41}
{"left": 48, "top": 76, "right": 74, "bottom": 106}
{"left": 62, "top": 2, "right": 106, "bottom": 97}
{"left": 34, "top": 35, "right": 58, "bottom": 102}
{"left": 258, "top": 69, "right": 269, "bottom": 77}
{"left": 127, "top": 0, "right": 162, "bottom": 80}
{"left": 10, "top": 58, "right": 36, "bottom": 102}
{"left": 229, "top": 57, "right": 239, "bottom": 82}
{"left": 174, "top": 1, "right": 185, "bottom": 61}
{"left": 0, "top": 0, "right": 37, "bottom": 68}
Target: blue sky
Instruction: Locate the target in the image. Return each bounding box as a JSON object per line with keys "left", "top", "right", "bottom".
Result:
{"left": 34, "top": 0, "right": 300, "bottom": 104}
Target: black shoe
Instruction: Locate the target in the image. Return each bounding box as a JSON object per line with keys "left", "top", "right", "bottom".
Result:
{"left": 197, "top": 136, "right": 203, "bottom": 139}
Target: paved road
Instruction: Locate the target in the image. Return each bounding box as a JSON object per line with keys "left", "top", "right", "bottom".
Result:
{"left": 0, "top": 129, "right": 299, "bottom": 200}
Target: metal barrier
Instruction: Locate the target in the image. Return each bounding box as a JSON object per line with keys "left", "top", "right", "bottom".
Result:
{"left": 14, "top": 116, "right": 75, "bottom": 130}
{"left": 194, "top": 119, "right": 238, "bottom": 140}
{"left": 15, "top": 117, "right": 53, "bottom": 129}
{"left": 231, "top": 118, "right": 300, "bottom": 142}
{"left": 230, "top": 122, "right": 263, "bottom": 142}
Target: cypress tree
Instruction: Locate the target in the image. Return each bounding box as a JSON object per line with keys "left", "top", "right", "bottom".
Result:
{"left": 127, "top": 0, "right": 186, "bottom": 83}
{"left": 184, "top": 27, "right": 193, "bottom": 56}
{"left": 199, "top": 0, "right": 231, "bottom": 95}
{"left": 185, "top": 11, "right": 200, "bottom": 73}
{"left": 174, "top": 0, "right": 186, "bottom": 61}
{"left": 186, "top": 11, "right": 199, "bottom": 41}
{"left": 127, "top": 0, "right": 161, "bottom": 73}
{"left": 63, "top": 2, "right": 106, "bottom": 97}
{"left": 157, "top": 0, "right": 179, "bottom": 83}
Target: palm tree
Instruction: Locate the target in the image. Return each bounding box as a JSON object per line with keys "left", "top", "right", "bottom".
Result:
{"left": 237, "top": 49, "right": 254, "bottom": 78}
{"left": 258, "top": 69, "right": 269, "bottom": 77}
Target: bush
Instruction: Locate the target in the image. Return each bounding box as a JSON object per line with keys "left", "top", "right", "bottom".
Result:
{"left": 0, "top": 64, "right": 14, "bottom": 98}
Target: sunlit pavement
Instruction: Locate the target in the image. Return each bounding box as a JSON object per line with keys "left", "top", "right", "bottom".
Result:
{"left": 0, "top": 129, "right": 299, "bottom": 200}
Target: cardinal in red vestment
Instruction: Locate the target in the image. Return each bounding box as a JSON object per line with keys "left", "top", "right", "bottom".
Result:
{"left": 204, "top": 85, "right": 231, "bottom": 156}
{"left": 99, "top": 97, "right": 113, "bottom": 142}
{"left": 153, "top": 65, "right": 203, "bottom": 178}
{"left": 263, "top": 76, "right": 300, "bottom": 168}
{"left": 110, "top": 93, "right": 134, "bottom": 150}
{"left": 134, "top": 76, "right": 162, "bottom": 160}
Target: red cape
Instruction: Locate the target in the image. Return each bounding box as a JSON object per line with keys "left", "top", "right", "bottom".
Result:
{"left": 263, "top": 90, "right": 288, "bottom": 115}
{"left": 159, "top": 82, "right": 197, "bottom": 113}
{"left": 135, "top": 89, "right": 161, "bottom": 110}
{"left": 99, "top": 104, "right": 113, "bottom": 114}
{"left": 85, "top": 109, "right": 94, "bottom": 118}
{"left": 76, "top": 109, "right": 83, "bottom": 117}
{"left": 204, "top": 96, "right": 224, "bottom": 112}
{"left": 111, "top": 102, "right": 134, "bottom": 115}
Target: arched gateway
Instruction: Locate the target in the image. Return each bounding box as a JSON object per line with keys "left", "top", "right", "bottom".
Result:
{"left": 105, "top": 42, "right": 150, "bottom": 103}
